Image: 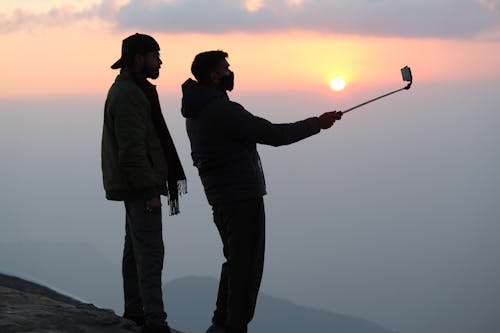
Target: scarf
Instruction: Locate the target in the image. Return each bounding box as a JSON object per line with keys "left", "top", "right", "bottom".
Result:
{"left": 134, "top": 76, "right": 187, "bottom": 215}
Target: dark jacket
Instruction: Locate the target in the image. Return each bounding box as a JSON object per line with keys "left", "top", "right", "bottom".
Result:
{"left": 101, "top": 69, "right": 168, "bottom": 201}
{"left": 181, "top": 78, "right": 321, "bottom": 205}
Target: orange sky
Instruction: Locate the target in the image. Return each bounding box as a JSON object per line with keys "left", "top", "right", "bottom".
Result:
{"left": 1, "top": 5, "right": 499, "bottom": 98}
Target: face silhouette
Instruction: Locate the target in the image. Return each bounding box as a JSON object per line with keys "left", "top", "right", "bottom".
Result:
{"left": 211, "top": 59, "right": 234, "bottom": 91}
{"left": 141, "top": 51, "right": 162, "bottom": 79}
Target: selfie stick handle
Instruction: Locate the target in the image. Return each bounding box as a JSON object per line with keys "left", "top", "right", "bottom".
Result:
{"left": 342, "top": 82, "right": 412, "bottom": 114}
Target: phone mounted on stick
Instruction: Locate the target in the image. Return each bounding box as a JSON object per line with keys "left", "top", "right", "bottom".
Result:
{"left": 342, "top": 66, "right": 413, "bottom": 114}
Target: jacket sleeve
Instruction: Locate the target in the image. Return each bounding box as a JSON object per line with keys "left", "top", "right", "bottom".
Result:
{"left": 113, "top": 91, "right": 158, "bottom": 192}
{"left": 223, "top": 102, "right": 321, "bottom": 147}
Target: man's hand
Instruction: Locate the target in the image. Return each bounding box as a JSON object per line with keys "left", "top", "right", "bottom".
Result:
{"left": 318, "top": 111, "right": 343, "bottom": 129}
{"left": 145, "top": 196, "right": 162, "bottom": 213}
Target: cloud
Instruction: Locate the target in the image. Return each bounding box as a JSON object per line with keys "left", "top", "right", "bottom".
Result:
{"left": 245, "top": 0, "right": 266, "bottom": 13}
{"left": 0, "top": 6, "right": 91, "bottom": 33}
{"left": 113, "top": 0, "right": 500, "bottom": 39}
{"left": 476, "top": 0, "right": 500, "bottom": 10}
{"left": 0, "top": 0, "right": 120, "bottom": 33}
{"left": 1, "top": 0, "right": 499, "bottom": 39}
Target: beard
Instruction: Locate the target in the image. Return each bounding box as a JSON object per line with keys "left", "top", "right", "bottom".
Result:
{"left": 143, "top": 64, "right": 160, "bottom": 79}
{"left": 220, "top": 71, "right": 234, "bottom": 91}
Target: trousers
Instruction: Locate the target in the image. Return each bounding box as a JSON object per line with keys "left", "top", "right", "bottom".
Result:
{"left": 122, "top": 200, "right": 167, "bottom": 328}
{"left": 211, "top": 197, "right": 266, "bottom": 333}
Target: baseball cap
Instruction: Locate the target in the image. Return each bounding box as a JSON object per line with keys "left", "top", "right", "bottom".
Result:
{"left": 111, "top": 33, "right": 160, "bottom": 69}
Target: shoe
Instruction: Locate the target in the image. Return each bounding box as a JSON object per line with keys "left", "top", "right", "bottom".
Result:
{"left": 123, "top": 313, "right": 145, "bottom": 326}
{"left": 205, "top": 323, "right": 225, "bottom": 333}
{"left": 141, "top": 325, "right": 173, "bottom": 333}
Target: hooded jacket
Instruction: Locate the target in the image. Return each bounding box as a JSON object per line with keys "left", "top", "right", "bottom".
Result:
{"left": 101, "top": 69, "right": 168, "bottom": 201}
{"left": 181, "top": 78, "right": 321, "bottom": 205}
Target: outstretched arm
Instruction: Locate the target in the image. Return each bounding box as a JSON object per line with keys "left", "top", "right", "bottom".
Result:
{"left": 224, "top": 103, "right": 342, "bottom": 147}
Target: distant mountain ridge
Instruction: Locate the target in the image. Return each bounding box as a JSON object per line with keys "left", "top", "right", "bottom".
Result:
{"left": 166, "top": 276, "right": 399, "bottom": 333}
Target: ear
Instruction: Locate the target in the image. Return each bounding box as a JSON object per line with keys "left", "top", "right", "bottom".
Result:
{"left": 209, "top": 71, "right": 218, "bottom": 82}
{"left": 209, "top": 71, "right": 220, "bottom": 86}
{"left": 133, "top": 54, "right": 144, "bottom": 67}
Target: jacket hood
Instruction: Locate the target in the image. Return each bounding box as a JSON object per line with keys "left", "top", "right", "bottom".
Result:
{"left": 181, "top": 78, "right": 227, "bottom": 118}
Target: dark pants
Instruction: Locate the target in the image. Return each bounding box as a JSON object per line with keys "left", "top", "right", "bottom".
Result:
{"left": 211, "top": 197, "right": 266, "bottom": 333}
{"left": 122, "top": 200, "right": 167, "bottom": 328}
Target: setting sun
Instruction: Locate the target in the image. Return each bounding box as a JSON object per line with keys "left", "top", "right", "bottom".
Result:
{"left": 330, "top": 77, "right": 346, "bottom": 91}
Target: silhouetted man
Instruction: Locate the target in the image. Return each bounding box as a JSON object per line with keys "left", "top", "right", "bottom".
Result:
{"left": 101, "top": 33, "right": 186, "bottom": 333}
{"left": 181, "top": 50, "right": 342, "bottom": 333}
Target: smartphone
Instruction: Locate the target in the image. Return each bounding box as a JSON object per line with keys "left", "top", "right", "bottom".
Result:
{"left": 401, "top": 66, "right": 412, "bottom": 82}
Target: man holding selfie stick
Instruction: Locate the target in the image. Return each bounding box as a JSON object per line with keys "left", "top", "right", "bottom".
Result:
{"left": 181, "top": 50, "right": 342, "bottom": 333}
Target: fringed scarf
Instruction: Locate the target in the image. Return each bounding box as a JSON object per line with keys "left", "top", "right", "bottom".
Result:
{"left": 135, "top": 76, "right": 187, "bottom": 215}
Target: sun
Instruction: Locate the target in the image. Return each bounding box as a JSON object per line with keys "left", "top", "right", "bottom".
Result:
{"left": 330, "top": 77, "right": 346, "bottom": 91}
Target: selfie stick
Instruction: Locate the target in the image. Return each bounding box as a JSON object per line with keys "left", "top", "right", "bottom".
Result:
{"left": 342, "top": 66, "right": 413, "bottom": 114}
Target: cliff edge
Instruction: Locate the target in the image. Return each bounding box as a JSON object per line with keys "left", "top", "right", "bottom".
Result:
{"left": 0, "top": 272, "right": 142, "bottom": 333}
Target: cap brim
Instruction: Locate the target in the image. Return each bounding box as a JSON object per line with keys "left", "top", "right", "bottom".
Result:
{"left": 110, "top": 58, "right": 123, "bottom": 69}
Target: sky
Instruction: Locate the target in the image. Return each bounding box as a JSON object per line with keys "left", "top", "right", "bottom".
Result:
{"left": 1, "top": 0, "right": 500, "bottom": 97}
{"left": 1, "top": 1, "right": 500, "bottom": 333}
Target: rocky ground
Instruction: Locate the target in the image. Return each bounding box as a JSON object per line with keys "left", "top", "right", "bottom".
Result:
{"left": 0, "top": 273, "right": 182, "bottom": 333}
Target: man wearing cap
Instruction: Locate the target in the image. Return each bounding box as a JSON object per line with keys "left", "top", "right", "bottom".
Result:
{"left": 181, "top": 50, "right": 342, "bottom": 333}
{"left": 102, "top": 33, "right": 186, "bottom": 333}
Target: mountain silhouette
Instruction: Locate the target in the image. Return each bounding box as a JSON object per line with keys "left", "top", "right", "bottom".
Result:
{"left": 165, "top": 276, "right": 398, "bottom": 333}
{"left": 0, "top": 241, "right": 122, "bottom": 311}
{"left": 0, "top": 272, "right": 185, "bottom": 333}
{"left": 0, "top": 272, "right": 139, "bottom": 333}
